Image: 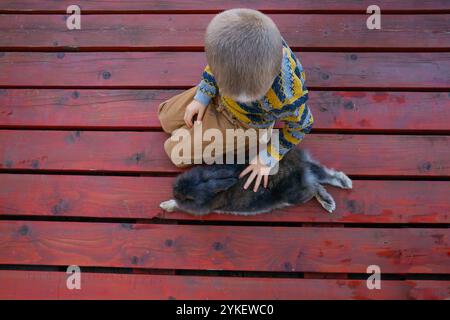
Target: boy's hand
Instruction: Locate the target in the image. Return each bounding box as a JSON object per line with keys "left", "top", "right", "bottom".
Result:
{"left": 184, "top": 100, "right": 207, "bottom": 128}
{"left": 239, "top": 156, "right": 271, "bottom": 192}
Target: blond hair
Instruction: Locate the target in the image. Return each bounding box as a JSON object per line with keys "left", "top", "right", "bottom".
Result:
{"left": 204, "top": 8, "right": 283, "bottom": 102}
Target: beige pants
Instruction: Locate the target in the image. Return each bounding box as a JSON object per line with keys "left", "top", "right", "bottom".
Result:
{"left": 158, "top": 86, "right": 267, "bottom": 167}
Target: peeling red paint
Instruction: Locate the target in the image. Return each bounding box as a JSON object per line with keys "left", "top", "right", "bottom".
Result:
{"left": 335, "top": 92, "right": 366, "bottom": 98}
{"left": 372, "top": 93, "right": 389, "bottom": 103}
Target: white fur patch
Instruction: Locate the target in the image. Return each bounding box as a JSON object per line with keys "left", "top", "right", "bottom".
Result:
{"left": 159, "top": 199, "right": 178, "bottom": 212}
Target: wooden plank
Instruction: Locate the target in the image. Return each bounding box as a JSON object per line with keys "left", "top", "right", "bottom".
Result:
{"left": 0, "top": 221, "right": 448, "bottom": 273}
{"left": 0, "top": 271, "right": 448, "bottom": 300}
{"left": 1, "top": 14, "right": 449, "bottom": 50}
{"left": 1, "top": 52, "right": 448, "bottom": 89}
{"left": 311, "top": 91, "right": 450, "bottom": 132}
{"left": 0, "top": 89, "right": 172, "bottom": 129}
{"left": 1, "top": 90, "right": 449, "bottom": 132}
{"left": 1, "top": 0, "right": 449, "bottom": 13}
{"left": 1, "top": 174, "right": 449, "bottom": 224}
{"left": 1, "top": 131, "right": 449, "bottom": 177}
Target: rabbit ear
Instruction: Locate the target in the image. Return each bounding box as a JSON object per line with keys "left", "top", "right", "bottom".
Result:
{"left": 191, "top": 177, "right": 238, "bottom": 206}
{"left": 206, "top": 177, "right": 239, "bottom": 193}
{"left": 201, "top": 167, "right": 241, "bottom": 180}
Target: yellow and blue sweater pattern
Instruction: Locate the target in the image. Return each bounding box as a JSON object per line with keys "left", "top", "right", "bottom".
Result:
{"left": 193, "top": 37, "right": 313, "bottom": 165}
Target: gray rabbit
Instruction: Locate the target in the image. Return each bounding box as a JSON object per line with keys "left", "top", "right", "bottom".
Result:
{"left": 160, "top": 149, "right": 352, "bottom": 215}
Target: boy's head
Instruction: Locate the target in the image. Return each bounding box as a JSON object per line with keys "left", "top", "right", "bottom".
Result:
{"left": 204, "top": 8, "right": 283, "bottom": 103}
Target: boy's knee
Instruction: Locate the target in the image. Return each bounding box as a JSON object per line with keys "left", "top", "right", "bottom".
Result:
{"left": 158, "top": 102, "right": 173, "bottom": 133}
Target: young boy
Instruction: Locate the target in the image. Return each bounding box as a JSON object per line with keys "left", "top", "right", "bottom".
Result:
{"left": 158, "top": 8, "right": 313, "bottom": 192}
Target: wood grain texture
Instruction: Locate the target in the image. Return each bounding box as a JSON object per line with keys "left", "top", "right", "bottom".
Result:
{"left": 1, "top": 131, "right": 449, "bottom": 176}
{"left": 0, "top": 271, "right": 448, "bottom": 300}
{"left": 1, "top": 174, "right": 449, "bottom": 224}
{"left": 1, "top": 0, "right": 449, "bottom": 12}
{"left": 0, "top": 221, "right": 448, "bottom": 273}
{"left": 1, "top": 90, "right": 449, "bottom": 132}
{"left": 1, "top": 52, "right": 448, "bottom": 89}
{"left": 1, "top": 14, "right": 449, "bottom": 49}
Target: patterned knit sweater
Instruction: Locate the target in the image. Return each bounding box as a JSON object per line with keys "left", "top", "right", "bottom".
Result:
{"left": 193, "top": 37, "right": 313, "bottom": 166}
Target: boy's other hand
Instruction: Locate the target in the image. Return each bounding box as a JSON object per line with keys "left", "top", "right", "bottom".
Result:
{"left": 239, "top": 156, "right": 271, "bottom": 192}
{"left": 184, "top": 100, "right": 207, "bottom": 128}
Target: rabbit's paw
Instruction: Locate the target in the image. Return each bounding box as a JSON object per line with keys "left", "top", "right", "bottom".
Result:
{"left": 160, "top": 199, "right": 178, "bottom": 212}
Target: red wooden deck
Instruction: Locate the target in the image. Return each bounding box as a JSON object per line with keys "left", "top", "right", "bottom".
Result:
{"left": 0, "top": 1, "right": 449, "bottom": 300}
